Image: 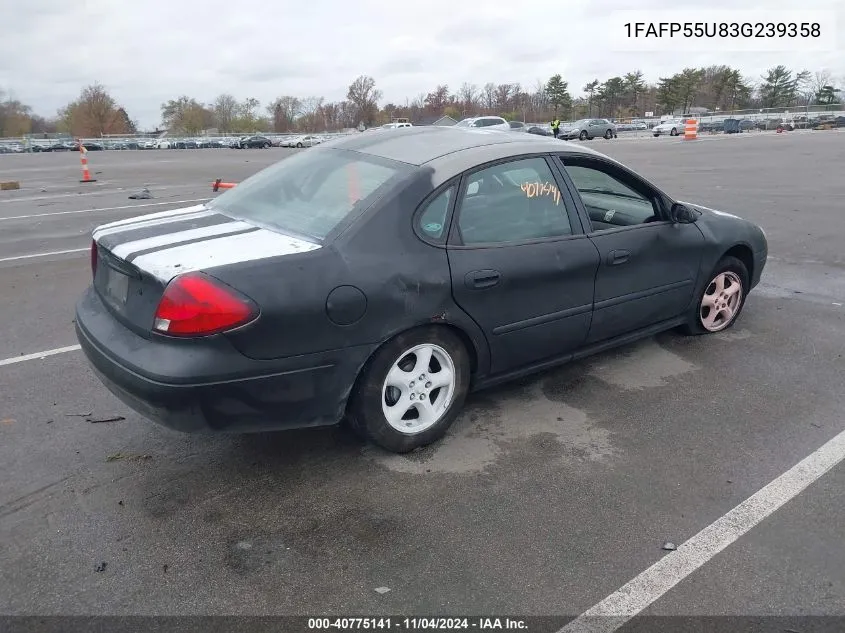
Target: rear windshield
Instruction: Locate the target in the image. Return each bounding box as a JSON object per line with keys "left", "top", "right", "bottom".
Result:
{"left": 208, "top": 148, "right": 409, "bottom": 241}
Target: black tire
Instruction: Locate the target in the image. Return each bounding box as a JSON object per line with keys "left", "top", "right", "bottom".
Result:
{"left": 653, "top": 133, "right": 660, "bottom": 137}
{"left": 296, "top": 142, "right": 303, "bottom": 148}
{"left": 680, "top": 255, "right": 749, "bottom": 335}
{"left": 604, "top": 129, "right": 612, "bottom": 139}
{"left": 264, "top": 142, "right": 271, "bottom": 148}
{"left": 579, "top": 130, "right": 588, "bottom": 141}
{"left": 347, "top": 326, "right": 471, "bottom": 453}
{"left": 670, "top": 128, "right": 678, "bottom": 136}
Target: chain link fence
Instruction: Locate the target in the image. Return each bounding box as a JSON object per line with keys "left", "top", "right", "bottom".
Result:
{"left": 1, "top": 105, "right": 842, "bottom": 151}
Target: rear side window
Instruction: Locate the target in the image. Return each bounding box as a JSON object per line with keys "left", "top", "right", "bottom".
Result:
{"left": 418, "top": 186, "right": 454, "bottom": 240}
{"left": 457, "top": 157, "right": 572, "bottom": 245}
{"left": 209, "top": 149, "right": 409, "bottom": 241}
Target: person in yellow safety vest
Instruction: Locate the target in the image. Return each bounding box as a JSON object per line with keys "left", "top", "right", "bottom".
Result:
{"left": 551, "top": 118, "right": 561, "bottom": 138}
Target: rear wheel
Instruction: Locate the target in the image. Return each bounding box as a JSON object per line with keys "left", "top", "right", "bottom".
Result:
{"left": 347, "top": 327, "right": 471, "bottom": 453}
{"left": 296, "top": 142, "right": 303, "bottom": 148}
{"left": 681, "top": 256, "right": 749, "bottom": 335}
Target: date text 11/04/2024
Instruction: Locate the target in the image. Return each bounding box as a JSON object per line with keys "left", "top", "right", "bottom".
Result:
{"left": 624, "top": 22, "right": 821, "bottom": 38}
{"left": 308, "top": 618, "right": 528, "bottom": 630}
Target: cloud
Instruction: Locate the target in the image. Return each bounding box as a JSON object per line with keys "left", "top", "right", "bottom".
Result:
{"left": 0, "top": 0, "right": 842, "bottom": 128}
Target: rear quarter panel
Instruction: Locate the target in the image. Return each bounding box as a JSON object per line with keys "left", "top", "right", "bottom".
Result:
{"left": 212, "top": 168, "right": 490, "bottom": 371}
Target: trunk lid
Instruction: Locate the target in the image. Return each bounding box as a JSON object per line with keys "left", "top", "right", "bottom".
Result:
{"left": 91, "top": 203, "right": 321, "bottom": 334}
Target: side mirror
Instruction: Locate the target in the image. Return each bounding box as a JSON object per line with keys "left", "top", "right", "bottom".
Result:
{"left": 671, "top": 203, "right": 697, "bottom": 224}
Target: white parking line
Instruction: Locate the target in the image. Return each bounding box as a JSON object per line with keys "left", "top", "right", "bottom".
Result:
{"left": 0, "top": 345, "right": 82, "bottom": 367}
{"left": 1, "top": 184, "right": 204, "bottom": 204}
{"left": 559, "top": 426, "right": 845, "bottom": 633}
{"left": 0, "top": 248, "right": 88, "bottom": 263}
{"left": 0, "top": 198, "right": 212, "bottom": 222}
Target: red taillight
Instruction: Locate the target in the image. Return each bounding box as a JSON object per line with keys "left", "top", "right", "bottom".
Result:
{"left": 90, "top": 240, "right": 98, "bottom": 278}
{"left": 153, "top": 272, "right": 258, "bottom": 337}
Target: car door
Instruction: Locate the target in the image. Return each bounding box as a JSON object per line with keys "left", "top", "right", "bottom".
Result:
{"left": 555, "top": 153, "right": 705, "bottom": 344}
{"left": 444, "top": 155, "right": 601, "bottom": 374}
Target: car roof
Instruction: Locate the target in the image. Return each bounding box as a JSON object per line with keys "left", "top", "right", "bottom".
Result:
{"left": 321, "top": 126, "right": 606, "bottom": 166}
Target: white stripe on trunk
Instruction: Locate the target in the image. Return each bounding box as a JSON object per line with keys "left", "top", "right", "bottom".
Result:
{"left": 131, "top": 229, "right": 321, "bottom": 282}
{"left": 92, "top": 203, "right": 208, "bottom": 236}
{"left": 110, "top": 221, "right": 256, "bottom": 260}
{"left": 93, "top": 209, "right": 214, "bottom": 240}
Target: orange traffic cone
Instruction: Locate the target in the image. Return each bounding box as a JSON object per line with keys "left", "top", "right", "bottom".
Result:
{"left": 212, "top": 178, "right": 237, "bottom": 192}
{"left": 79, "top": 141, "right": 97, "bottom": 183}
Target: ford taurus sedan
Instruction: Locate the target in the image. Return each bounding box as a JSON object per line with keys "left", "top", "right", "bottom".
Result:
{"left": 76, "top": 127, "right": 768, "bottom": 453}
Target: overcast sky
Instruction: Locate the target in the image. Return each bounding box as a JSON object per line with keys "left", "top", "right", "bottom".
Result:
{"left": 1, "top": 0, "right": 842, "bottom": 128}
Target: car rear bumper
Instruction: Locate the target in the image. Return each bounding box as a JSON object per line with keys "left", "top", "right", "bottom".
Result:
{"left": 75, "top": 286, "right": 376, "bottom": 433}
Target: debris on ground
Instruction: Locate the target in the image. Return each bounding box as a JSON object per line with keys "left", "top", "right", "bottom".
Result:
{"left": 118, "top": 500, "right": 124, "bottom": 506}
{"left": 128, "top": 187, "right": 153, "bottom": 200}
{"left": 163, "top": 564, "right": 169, "bottom": 574}
{"left": 106, "top": 452, "right": 153, "bottom": 463}
{"left": 66, "top": 411, "right": 93, "bottom": 418}
{"left": 87, "top": 416, "right": 126, "bottom": 424}
{"left": 95, "top": 562, "right": 107, "bottom": 572}
{"left": 661, "top": 542, "right": 677, "bottom": 551}
{"left": 374, "top": 587, "right": 391, "bottom": 594}
{"left": 1, "top": 419, "right": 15, "bottom": 426}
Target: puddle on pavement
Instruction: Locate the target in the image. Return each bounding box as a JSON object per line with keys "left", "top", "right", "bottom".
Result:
{"left": 364, "top": 383, "right": 612, "bottom": 475}
{"left": 365, "top": 340, "right": 716, "bottom": 474}
{"left": 586, "top": 339, "right": 699, "bottom": 390}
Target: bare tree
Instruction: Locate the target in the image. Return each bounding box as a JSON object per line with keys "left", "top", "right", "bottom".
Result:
{"left": 458, "top": 82, "right": 478, "bottom": 113}
{"left": 75, "top": 83, "right": 119, "bottom": 136}
{"left": 482, "top": 83, "right": 496, "bottom": 111}
{"left": 161, "top": 96, "right": 213, "bottom": 134}
{"left": 809, "top": 70, "right": 833, "bottom": 103}
{"left": 346, "top": 75, "right": 382, "bottom": 126}
{"left": 213, "top": 93, "right": 239, "bottom": 132}
{"left": 267, "top": 96, "right": 301, "bottom": 132}
{"left": 299, "top": 96, "right": 325, "bottom": 131}
{"left": 424, "top": 85, "right": 450, "bottom": 113}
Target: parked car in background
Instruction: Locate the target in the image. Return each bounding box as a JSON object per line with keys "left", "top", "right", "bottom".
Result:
{"left": 381, "top": 122, "right": 413, "bottom": 129}
{"left": 652, "top": 119, "right": 688, "bottom": 137}
{"left": 525, "top": 125, "right": 551, "bottom": 136}
{"left": 73, "top": 141, "right": 104, "bottom": 151}
{"left": 236, "top": 135, "right": 273, "bottom": 149}
{"left": 44, "top": 141, "right": 76, "bottom": 152}
{"left": 454, "top": 116, "right": 511, "bottom": 132}
{"left": 560, "top": 119, "right": 617, "bottom": 140}
{"left": 291, "top": 135, "right": 322, "bottom": 148}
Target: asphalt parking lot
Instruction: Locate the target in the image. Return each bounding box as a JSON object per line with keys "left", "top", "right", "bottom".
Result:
{"left": 1, "top": 133, "right": 844, "bottom": 628}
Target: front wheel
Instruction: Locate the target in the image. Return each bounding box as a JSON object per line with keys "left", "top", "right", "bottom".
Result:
{"left": 579, "top": 130, "right": 588, "bottom": 141}
{"left": 296, "top": 142, "right": 303, "bottom": 148}
{"left": 670, "top": 128, "right": 679, "bottom": 136}
{"left": 347, "top": 327, "right": 471, "bottom": 453}
{"left": 604, "top": 129, "right": 613, "bottom": 139}
{"left": 681, "top": 256, "right": 749, "bottom": 335}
